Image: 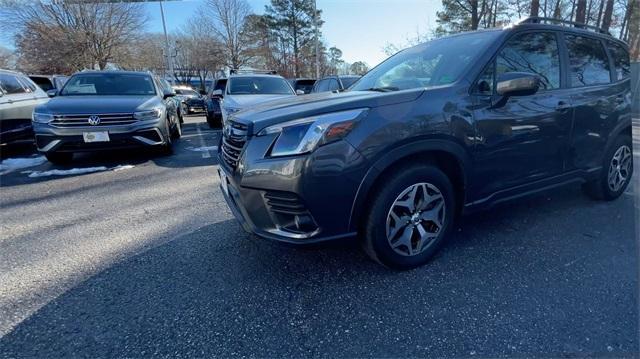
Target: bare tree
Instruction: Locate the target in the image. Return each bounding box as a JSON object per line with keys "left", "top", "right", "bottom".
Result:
{"left": 600, "top": 0, "right": 614, "bottom": 30}
{"left": 628, "top": 0, "right": 639, "bottom": 60}
{"left": 0, "top": 0, "right": 148, "bottom": 72}
{"left": 575, "top": 0, "right": 587, "bottom": 22}
{"left": 0, "top": 46, "right": 14, "bottom": 69}
{"left": 530, "top": 0, "right": 540, "bottom": 16}
{"left": 201, "top": 0, "right": 252, "bottom": 69}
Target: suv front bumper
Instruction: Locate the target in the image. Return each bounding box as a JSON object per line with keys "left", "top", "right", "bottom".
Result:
{"left": 33, "top": 118, "right": 168, "bottom": 153}
{"left": 217, "top": 139, "right": 368, "bottom": 244}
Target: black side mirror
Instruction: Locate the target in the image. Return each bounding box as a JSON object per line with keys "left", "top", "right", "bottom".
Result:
{"left": 46, "top": 89, "right": 57, "bottom": 97}
{"left": 163, "top": 89, "right": 176, "bottom": 99}
{"left": 496, "top": 72, "right": 540, "bottom": 97}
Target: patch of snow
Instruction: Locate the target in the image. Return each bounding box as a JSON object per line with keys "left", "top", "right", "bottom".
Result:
{"left": 187, "top": 145, "right": 218, "bottom": 152}
{"left": 0, "top": 156, "right": 47, "bottom": 174}
{"left": 27, "top": 166, "right": 109, "bottom": 178}
{"left": 26, "top": 163, "right": 135, "bottom": 178}
{"left": 113, "top": 164, "right": 135, "bottom": 172}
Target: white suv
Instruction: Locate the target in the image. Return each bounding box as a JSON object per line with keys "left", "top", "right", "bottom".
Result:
{"left": 0, "top": 69, "right": 49, "bottom": 144}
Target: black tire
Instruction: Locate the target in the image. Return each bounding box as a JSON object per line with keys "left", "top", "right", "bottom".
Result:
{"left": 171, "top": 116, "right": 182, "bottom": 140}
{"left": 206, "top": 113, "right": 221, "bottom": 129}
{"left": 159, "top": 120, "right": 174, "bottom": 155}
{"left": 363, "top": 163, "right": 456, "bottom": 270}
{"left": 45, "top": 152, "right": 73, "bottom": 164}
{"left": 582, "top": 135, "right": 633, "bottom": 201}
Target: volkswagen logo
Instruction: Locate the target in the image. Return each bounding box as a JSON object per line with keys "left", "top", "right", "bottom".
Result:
{"left": 87, "top": 115, "right": 101, "bottom": 126}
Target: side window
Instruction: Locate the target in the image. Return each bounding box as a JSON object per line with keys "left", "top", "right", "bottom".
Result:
{"left": 18, "top": 76, "right": 37, "bottom": 93}
{"left": 607, "top": 42, "right": 630, "bottom": 81}
{"left": 496, "top": 32, "right": 561, "bottom": 90}
{"left": 565, "top": 35, "right": 611, "bottom": 87}
{"left": 0, "top": 74, "right": 27, "bottom": 95}
{"left": 476, "top": 63, "right": 495, "bottom": 95}
{"left": 328, "top": 79, "right": 340, "bottom": 91}
{"left": 314, "top": 80, "right": 328, "bottom": 92}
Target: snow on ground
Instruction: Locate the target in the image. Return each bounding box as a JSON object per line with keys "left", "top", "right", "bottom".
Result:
{"left": 23, "top": 164, "right": 135, "bottom": 178}
{"left": 0, "top": 156, "right": 47, "bottom": 175}
{"left": 186, "top": 146, "right": 218, "bottom": 152}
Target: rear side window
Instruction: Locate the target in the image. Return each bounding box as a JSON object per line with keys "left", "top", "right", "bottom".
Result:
{"left": 314, "top": 79, "right": 329, "bottom": 92}
{"left": 607, "top": 42, "right": 630, "bottom": 81}
{"left": 565, "top": 35, "right": 611, "bottom": 87}
{"left": 496, "top": 32, "right": 561, "bottom": 90}
{"left": 18, "top": 76, "right": 37, "bottom": 93}
{"left": 328, "top": 79, "right": 340, "bottom": 91}
{"left": 0, "top": 74, "right": 27, "bottom": 95}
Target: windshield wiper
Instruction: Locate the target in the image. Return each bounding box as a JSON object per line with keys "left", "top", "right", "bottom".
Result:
{"left": 363, "top": 86, "right": 399, "bottom": 92}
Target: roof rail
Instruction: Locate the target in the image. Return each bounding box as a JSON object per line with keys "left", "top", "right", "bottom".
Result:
{"left": 516, "top": 17, "right": 610, "bottom": 35}
{"left": 230, "top": 69, "right": 278, "bottom": 75}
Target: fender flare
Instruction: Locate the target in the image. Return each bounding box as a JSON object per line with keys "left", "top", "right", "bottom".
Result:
{"left": 348, "top": 138, "right": 473, "bottom": 231}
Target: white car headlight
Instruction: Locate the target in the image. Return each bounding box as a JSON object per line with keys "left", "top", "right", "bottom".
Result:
{"left": 134, "top": 108, "right": 163, "bottom": 121}
{"left": 257, "top": 108, "right": 367, "bottom": 157}
{"left": 224, "top": 107, "right": 241, "bottom": 115}
{"left": 32, "top": 112, "right": 54, "bottom": 124}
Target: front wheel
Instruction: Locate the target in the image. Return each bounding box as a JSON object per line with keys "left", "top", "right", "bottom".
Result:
{"left": 363, "top": 163, "right": 455, "bottom": 270}
{"left": 583, "top": 135, "right": 633, "bottom": 201}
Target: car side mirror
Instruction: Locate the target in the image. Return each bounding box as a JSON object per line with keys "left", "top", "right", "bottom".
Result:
{"left": 163, "top": 89, "right": 176, "bottom": 99}
{"left": 296, "top": 89, "right": 305, "bottom": 95}
{"left": 46, "top": 89, "right": 57, "bottom": 97}
{"left": 496, "top": 72, "right": 540, "bottom": 97}
{"left": 199, "top": 90, "right": 207, "bottom": 96}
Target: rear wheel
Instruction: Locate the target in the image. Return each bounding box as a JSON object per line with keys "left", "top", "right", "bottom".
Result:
{"left": 207, "top": 113, "right": 221, "bottom": 129}
{"left": 363, "top": 163, "right": 455, "bottom": 270}
{"left": 159, "top": 119, "right": 174, "bottom": 155}
{"left": 171, "top": 115, "right": 182, "bottom": 140}
{"left": 583, "top": 135, "right": 633, "bottom": 201}
{"left": 45, "top": 152, "right": 73, "bottom": 164}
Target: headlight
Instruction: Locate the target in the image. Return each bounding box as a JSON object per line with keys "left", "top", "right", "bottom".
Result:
{"left": 224, "top": 107, "right": 241, "bottom": 115}
{"left": 257, "top": 108, "right": 367, "bottom": 157}
{"left": 32, "top": 112, "right": 54, "bottom": 124}
{"left": 134, "top": 108, "right": 162, "bottom": 121}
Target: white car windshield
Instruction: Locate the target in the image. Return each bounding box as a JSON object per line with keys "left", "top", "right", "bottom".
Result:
{"left": 227, "top": 77, "right": 294, "bottom": 95}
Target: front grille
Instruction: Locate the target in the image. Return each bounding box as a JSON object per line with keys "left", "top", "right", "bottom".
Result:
{"left": 221, "top": 120, "right": 248, "bottom": 169}
{"left": 50, "top": 113, "right": 137, "bottom": 128}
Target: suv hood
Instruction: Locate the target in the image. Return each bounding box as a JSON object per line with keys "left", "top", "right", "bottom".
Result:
{"left": 233, "top": 89, "right": 424, "bottom": 134}
{"left": 36, "top": 95, "right": 160, "bottom": 114}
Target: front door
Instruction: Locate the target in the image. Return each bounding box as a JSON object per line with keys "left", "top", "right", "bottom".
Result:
{"left": 471, "top": 31, "right": 573, "bottom": 200}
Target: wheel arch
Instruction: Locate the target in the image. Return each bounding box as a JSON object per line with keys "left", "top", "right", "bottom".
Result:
{"left": 348, "top": 138, "right": 472, "bottom": 232}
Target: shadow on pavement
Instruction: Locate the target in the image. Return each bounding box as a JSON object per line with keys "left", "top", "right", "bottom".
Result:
{"left": 0, "top": 183, "right": 637, "bottom": 357}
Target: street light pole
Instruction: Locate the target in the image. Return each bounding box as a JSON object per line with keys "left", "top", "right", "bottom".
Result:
{"left": 159, "top": 0, "right": 175, "bottom": 84}
{"left": 313, "top": 0, "right": 320, "bottom": 79}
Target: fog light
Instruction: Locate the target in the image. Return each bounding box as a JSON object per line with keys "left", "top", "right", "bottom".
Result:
{"left": 294, "top": 215, "right": 315, "bottom": 232}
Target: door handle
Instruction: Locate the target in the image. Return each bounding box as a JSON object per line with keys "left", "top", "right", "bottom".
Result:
{"left": 555, "top": 101, "right": 571, "bottom": 112}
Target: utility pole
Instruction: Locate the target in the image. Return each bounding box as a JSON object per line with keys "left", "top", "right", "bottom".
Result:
{"left": 159, "top": 0, "right": 175, "bottom": 84}
{"left": 313, "top": 0, "right": 320, "bottom": 79}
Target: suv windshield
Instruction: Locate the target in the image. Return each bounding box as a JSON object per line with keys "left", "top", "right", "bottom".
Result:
{"left": 351, "top": 31, "right": 500, "bottom": 92}
{"left": 60, "top": 73, "right": 156, "bottom": 96}
{"left": 227, "top": 77, "right": 293, "bottom": 95}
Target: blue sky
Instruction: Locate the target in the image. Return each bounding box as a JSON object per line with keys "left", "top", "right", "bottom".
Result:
{"left": 2, "top": 0, "right": 442, "bottom": 67}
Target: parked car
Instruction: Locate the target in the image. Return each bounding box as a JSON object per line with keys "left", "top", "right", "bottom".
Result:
{"left": 218, "top": 73, "right": 298, "bottom": 123}
{"left": 205, "top": 78, "right": 227, "bottom": 128}
{"left": 217, "top": 18, "right": 632, "bottom": 269}
{"left": 28, "top": 74, "right": 69, "bottom": 93}
{"left": 0, "top": 69, "right": 49, "bottom": 144}
{"left": 160, "top": 79, "right": 185, "bottom": 124}
{"left": 289, "top": 78, "right": 316, "bottom": 94}
{"left": 172, "top": 86, "right": 205, "bottom": 114}
{"left": 310, "top": 75, "right": 360, "bottom": 93}
{"left": 32, "top": 70, "right": 181, "bottom": 163}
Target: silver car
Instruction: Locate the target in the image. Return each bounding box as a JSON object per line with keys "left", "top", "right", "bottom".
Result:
{"left": 0, "top": 69, "right": 49, "bottom": 144}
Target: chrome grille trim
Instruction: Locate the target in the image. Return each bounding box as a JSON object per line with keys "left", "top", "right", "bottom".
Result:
{"left": 221, "top": 120, "right": 247, "bottom": 169}
{"left": 49, "top": 113, "right": 137, "bottom": 128}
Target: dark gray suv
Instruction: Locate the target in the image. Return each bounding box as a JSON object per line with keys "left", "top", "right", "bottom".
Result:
{"left": 33, "top": 71, "right": 181, "bottom": 163}
{"left": 218, "top": 19, "right": 633, "bottom": 269}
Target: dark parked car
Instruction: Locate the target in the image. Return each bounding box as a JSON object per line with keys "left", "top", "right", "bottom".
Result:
{"left": 29, "top": 74, "right": 69, "bottom": 92}
{"left": 205, "top": 78, "right": 227, "bottom": 128}
{"left": 289, "top": 78, "right": 316, "bottom": 94}
{"left": 310, "top": 75, "right": 360, "bottom": 93}
{"left": 32, "top": 71, "right": 181, "bottom": 163}
{"left": 217, "top": 18, "right": 633, "bottom": 269}
{"left": 173, "top": 86, "right": 205, "bottom": 114}
{"left": 0, "top": 69, "right": 49, "bottom": 144}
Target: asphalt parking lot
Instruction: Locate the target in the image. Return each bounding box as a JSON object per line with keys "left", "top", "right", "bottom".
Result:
{"left": 0, "top": 115, "right": 638, "bottom": 357}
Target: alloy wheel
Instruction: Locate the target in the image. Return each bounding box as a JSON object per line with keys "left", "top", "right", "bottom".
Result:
{"left": 386, "top": 182, "right": 446, "bottom": 257}
{"left": 607, "top": 145, "right": 632, "bottom": 192}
